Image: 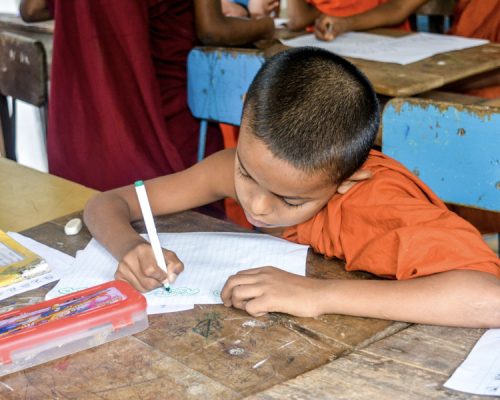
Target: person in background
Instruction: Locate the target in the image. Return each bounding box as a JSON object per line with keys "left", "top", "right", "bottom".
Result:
{"left": 446, "top": 0, "right": 500, "bottom": 99}
{"left": 19, "top": 0, "right": 275, "bottom": 191}
{"left": 287, "top": 0, "right": 428, "bottom": 38}
{"left": 222, "top": 0, "right": 280, "bottom": 18}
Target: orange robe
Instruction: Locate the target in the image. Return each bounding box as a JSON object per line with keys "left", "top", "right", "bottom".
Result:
{"left": 307, "top": 0, "right": 410, "bottom": 30}
{"left": 449, "top": 0, "right": 500, "bottom": 99}
{"left": 449, "top": 0, "right": 500, "bottom": 42}
{"left": 282, "top": 150, "right": 500, "bottom": 280}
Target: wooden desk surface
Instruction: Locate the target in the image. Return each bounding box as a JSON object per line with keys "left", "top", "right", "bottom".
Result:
{"left": 0, "top": 13, "right": 54, "bottom": 78}
{"left": 0, "top": 212, "right": 485, "bottom": 399}
{"left": 346, "top": 28, "right": 500, "bottom": 97}
{"left": 0, "top": 13, "right": 54, "bottom": 35}
{"left": 0, "top": 163, "right": 485, "bottom": 399}
{"left": 195, "top": 29, "right": 500, "bottom": 98}
{"left": 0, "top": 158, "right": 97, "bottom": 232}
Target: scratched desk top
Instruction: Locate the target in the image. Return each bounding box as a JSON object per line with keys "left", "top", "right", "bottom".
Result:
{"left": 0, "top": 211, "right": 485, "bottom": 399}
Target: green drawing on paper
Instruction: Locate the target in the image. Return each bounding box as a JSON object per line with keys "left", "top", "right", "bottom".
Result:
{"left": 213, "top": 289, "right": 221, "bottom": 299}
{"left": 152, "top": 287, "right": 200, "bottom": 297}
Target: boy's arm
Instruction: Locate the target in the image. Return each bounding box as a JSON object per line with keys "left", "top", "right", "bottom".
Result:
{"left": 194, "top": 0, "right": 274, "bottom": 46}
{"left": 287, "top": 0, "right": 321, "bottom": 31}
{"left": 221, "top": 268, "right": 500, "bottom": 327}
{"left": 84, "top": 149, "right": 236, "bottom": 275}
{"left": 315, "top": 0, "right": 428, "bottom": 40}
{"left": 20, "top": 0, "right": 52, "bottom": 22}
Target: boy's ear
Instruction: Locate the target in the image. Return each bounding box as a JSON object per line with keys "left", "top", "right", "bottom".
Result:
{"left": 336, "top": 169, "right": 372, "bottom": 194}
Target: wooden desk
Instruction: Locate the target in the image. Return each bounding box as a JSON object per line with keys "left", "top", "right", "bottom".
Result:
{"left": 0, "top": 163, "right": 486, "bottom": 399}
{"left": 0, "top": 158, "right": 97, "bottom": 232}
{"left": 0, "top": 14, "right": 54, "bottom": 160}
{"left": 0, "top": 13, "right": 53, "bottom": 77}
{"left": 187, "top": 30, "right": 500, "bottom": 126}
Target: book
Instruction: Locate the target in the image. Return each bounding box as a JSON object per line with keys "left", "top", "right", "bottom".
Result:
{"left": 0, "top": 230, "right": 50, "bottom": 288}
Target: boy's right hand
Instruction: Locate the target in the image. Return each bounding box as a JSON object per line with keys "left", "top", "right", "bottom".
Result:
{"left": 115, "top": 243, "right": 184, "bottom": 293}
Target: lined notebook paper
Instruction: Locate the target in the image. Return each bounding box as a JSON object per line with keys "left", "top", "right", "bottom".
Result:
{"left": 46, "top": 232, "right": 309, "bottom": 314}
{"left": 282, "top": 32, "right": 488, "bottom": 65}
{"left": 445, "top": 329, "right": 500, "bottom": 396}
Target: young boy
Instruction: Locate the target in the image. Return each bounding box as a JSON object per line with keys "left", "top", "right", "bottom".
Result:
{"left": 84, "top": 48, "right": 500, "bottom": 328}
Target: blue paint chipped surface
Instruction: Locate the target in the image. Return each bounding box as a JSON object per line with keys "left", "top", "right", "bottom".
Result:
{"left": 187, "top": 48, "right": 264, "bottom": 126}
{"left": 382, "top": 99, "right": 500, "bottom": 211}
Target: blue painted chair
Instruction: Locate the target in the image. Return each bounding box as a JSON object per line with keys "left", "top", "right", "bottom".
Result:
{"left": 382, "top": 97, "right": 500, "bottom": 251}
{"left": 187, "top": 47, "right": 264, "bottom": 160}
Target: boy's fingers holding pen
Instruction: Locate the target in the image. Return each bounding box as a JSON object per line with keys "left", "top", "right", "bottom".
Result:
{"left": 163, "top": 249, "right": 184, "bottom": 284}
{"left": 115, "top": 263, "right": 158, "bottom": 293}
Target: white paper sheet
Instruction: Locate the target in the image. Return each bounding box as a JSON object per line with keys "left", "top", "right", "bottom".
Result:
{"left": 281, "top": 32, "right": 488, "bottom": 65}
{"left": 0, "top": 233, "right": 76, "bottom": 301}
{"left": 444, "top": 329, "right": 500, "bottom": 396}
{"left": 274, "top": 18, "right": 288, "bottom": 29}
{"left": 46, "top": 232, "right": 309, "bottom": 314}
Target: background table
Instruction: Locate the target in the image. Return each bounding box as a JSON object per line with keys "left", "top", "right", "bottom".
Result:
{"left": 187, "top": 29, "right": 500, "bottom": 126}
{"left": 0, "top": 157, "right": 96, "bottom": 232}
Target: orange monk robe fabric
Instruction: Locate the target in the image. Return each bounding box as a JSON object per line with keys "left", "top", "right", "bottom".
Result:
{"left": 307, "top": 0, "right": 410, "bottom": 30}
{"left": 282, "top": 150, "right": 500, "bottom": 280}
{"left": 449, "top": 0, "right": 500, "bottom": 42}
{"left": 449, "top": 0, "right": 500, "bottom": 99}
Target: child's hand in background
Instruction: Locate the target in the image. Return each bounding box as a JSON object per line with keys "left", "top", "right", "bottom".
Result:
{"left": 221, "top": 0, "right": 249, "bottom": 17}
{"left": 221, "top": 266, "right": 327, "bottom": 317}
{"left": 115, "top": 242, "right": 184, "bottom": 292}
{"left": 314, "top": 14, "right": 351, "bottom": 41}
{"left": 249, "top": 0, "right": 280, "bottom": 17}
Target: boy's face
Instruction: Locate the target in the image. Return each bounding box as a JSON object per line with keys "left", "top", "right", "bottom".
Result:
{"left": 234, "top": 124, "right": 337, "bottom": 229}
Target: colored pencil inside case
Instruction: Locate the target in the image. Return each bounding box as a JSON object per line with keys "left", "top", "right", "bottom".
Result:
{"left": 0, "top": 280, "right": 148, "bottom": 377}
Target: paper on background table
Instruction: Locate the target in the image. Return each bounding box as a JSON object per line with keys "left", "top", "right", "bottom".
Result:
{"left": 445, "top": 329, "right": 500, "bottom": 396}
{"left": 282, "top": 32, "right": 488, "bottom": 65}
{"left": 274, "top": 18, "right": 288, "bottom": 29}
{"left": 0, "top": 233, "right": 76, "bottom": 301}
{"left": 46, "top": 232, "right": 309, "bottom": 315}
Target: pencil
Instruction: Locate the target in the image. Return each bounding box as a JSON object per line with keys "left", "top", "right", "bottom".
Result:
{"left": 325, "top": 21, "right": 333, "bottom": 36}
{"left": 134, "top": 180, "right": 171, "bottom": 291}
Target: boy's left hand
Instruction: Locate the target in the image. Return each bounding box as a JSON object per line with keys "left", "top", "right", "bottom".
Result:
{"left": 221, "top": 266, "right": 326, "bottom": 317}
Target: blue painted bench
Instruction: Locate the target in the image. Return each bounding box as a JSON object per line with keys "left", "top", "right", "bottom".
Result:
{"left": 382, "top": 97, "right": 499, "bottom": 212}
{"left": 187, "top": 47, "right": 264, "bottom": 160}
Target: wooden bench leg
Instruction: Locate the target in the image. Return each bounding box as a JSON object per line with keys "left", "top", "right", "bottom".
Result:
{"left": 0, "top": 95, "right": 16, "bottom": 161}
{"left": 39, "top": 104, "right": 48, "bottom": 152}
{"left": 197, "top": 119, "right": 208, "bottom": 162}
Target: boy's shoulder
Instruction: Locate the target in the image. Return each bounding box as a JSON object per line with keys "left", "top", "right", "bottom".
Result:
{"left": 336, "top": 149, "right": 445, "bottom": 208}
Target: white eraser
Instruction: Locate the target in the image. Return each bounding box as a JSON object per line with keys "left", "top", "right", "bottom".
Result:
{"left": 64, "top": 218, "right": 83, "bottom": 235}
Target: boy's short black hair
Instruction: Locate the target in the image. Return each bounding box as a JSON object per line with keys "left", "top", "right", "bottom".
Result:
{"left": 243, "top": 47, "right": 379, "bottom": 184}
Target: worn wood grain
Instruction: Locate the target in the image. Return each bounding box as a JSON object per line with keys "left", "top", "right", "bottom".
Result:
{"left": 247, "top": 325, "right": 487, "bottom": 400}
{"left": 0, "top": 336, "right": 238, "bottom": 400}
{"left": 0, "top": 209, "right": 406, "bottom": 398}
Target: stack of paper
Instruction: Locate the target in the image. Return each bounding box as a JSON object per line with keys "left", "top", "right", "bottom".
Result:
{"left": 0, "top": 232, "right": 75, "bottom": 301}
{"left": 282, "top": 32, "right": 488, "bottom": 65}
{"left": 46, "top": 232, "right": 309, "bottom": 314}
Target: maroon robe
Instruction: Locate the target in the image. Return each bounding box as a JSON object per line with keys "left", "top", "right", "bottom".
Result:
{"left": 47, "top": 0, "right": 222, "bottom": 190}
